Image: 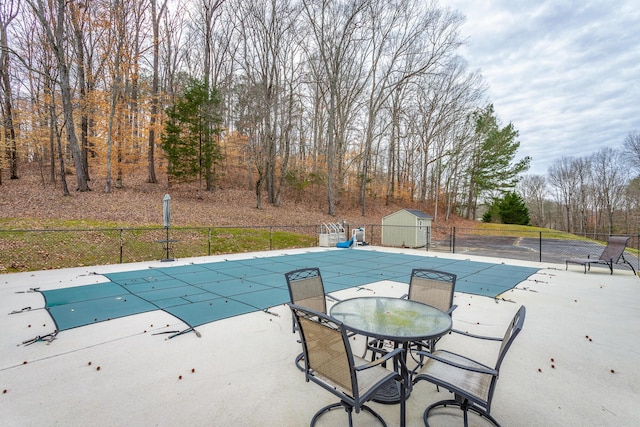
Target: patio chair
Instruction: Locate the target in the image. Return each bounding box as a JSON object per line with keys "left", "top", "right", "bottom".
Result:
{"left": 285, "top": 268, "right": 342, "bottom": 370}
{"left": 289, "top": 303, "right": 407, "bottom": 427}
{"left": 406, "top": 269, "right": 457, "bottom": 360}
{"left": 565, "top": 236, "right": 636, "bottom": 276}
{"left": 413, "top": 305, "right": 526, "bottom": 427}
{"left": 367, "top": 269, "right": 457, "bottom": 362}
{"left": 406, "top": 268, "right": 457, "bottom": 317}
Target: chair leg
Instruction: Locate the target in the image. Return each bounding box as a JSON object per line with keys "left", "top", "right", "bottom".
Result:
{"left": 423, "top": 398, "right": 500, "bottom": 427}
{"left": 360, "top": 404, "right": 387, "bottom": 427}
{"left": 294, "top": 352, "right": 304, "bottom": 371}
{"left": 621, "top": 254, "right": 637, "bottom": 276}
{"left": 310, "top": 402, "right": 344, "bottom": 427}
{"left": 400, "top": 379, "right": 406, "bottom": 427}
{"left": 310, "top": 401, "right": 386, "bottom": 427}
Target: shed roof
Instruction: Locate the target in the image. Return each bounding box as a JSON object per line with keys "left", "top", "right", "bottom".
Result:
{"left": 383, "top": 208, "right": 433, "bottom": 220}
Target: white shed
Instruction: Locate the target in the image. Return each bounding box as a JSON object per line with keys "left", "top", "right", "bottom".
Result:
{"left": 381, "top": 209, "right": 433, "bottom": 248}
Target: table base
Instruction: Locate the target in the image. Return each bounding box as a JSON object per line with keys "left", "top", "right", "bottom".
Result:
{"left": 372, "top": 378, "right": 409, "bottom": 405}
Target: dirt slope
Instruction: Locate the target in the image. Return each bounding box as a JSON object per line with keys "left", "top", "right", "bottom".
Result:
{"left": 0, "top": 168, "right": 475, "bottom": 229}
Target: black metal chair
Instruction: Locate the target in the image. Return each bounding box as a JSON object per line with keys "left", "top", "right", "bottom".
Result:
{"left": 285, "top": 267, "right": 341, "bottom": 370}
{"left": 406, "top": 269, "right": 457, "bottom": 353}
{"left": 413, "top": 305, "right": 526, "bottom": 427}
{"left": 289, "top": 303, "right": 407, "bottom": 427}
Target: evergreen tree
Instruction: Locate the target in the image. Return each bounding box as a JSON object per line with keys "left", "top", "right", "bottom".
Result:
{"left": 483, "top": 192, "right": 530, "bottom": 225}
{"left": 161, "top": 79, "right": 222, "bottom": 192}
{"left": 466, "top": 104, "right": 530, "bottom": 219}
{"left": 482, "top": 202, "right": 500, "bottom": 223}
{"left": 499, "top": 192, "right": 531, "bottom": 225}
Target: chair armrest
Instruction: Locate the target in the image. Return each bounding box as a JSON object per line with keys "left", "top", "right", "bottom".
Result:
{"left": 446, "top": 304, "right": 458, "bottom": 315}
{"left": 355, "top": 348, "right": 404, "bottom": 371}
{"left": 416, "top": 349, "right": 497, "bottom": 376}
{"left": 450, "top": 328, "right": 503, "bottom": 341}
{"left": 400, "top": 293, "right": 408, "bottom": 299}
{"left": 587, "top": 255, "right": 611, "bottom": 262}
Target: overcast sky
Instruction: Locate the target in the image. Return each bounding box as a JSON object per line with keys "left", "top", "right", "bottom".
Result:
{"left": 446, "top": 1, "right": 640, "bottom": 176}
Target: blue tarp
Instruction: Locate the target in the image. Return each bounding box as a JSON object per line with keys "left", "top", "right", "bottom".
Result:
{"left": 336, "top": 238, "right": 354, "bottom": 248}
{"left": 40, "top": 250, "right": 539, "bottom": 331}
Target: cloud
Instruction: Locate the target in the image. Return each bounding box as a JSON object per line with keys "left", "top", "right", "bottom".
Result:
{"left": 447, "top": 0, "right": 640, "bottom": 175}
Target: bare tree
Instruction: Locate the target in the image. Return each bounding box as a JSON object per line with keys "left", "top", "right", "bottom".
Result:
{"left": 591, "top": 148, "right": 628, "bottom": 235}
{"left": 147, "top": 0, "right": 168, "bottom": 184}
{"left": 571, "top": 156, "right": 592, "bottom": 235}
{"left": 68, "top": 1, "right": 90, "bottom": 181}
{"left": 547, "top": 157, "right": 579, "bottom": 232}
{"left": 160, "top": 1, "right": 187, "bottom": 101}
{"left": 0, "top": 0, "right": 19, "bottom": 182}
{"left": 358, "top": 1, "right": 464, "bottom": 216}
{"left": 412, "top": 58, "right": 483, "bottom": 213}
{"left": 518, "top": 174, "right": 547, "bottom": 227}
{"left": 104, "top": 0, "right": 127, "bottom": 193}
{"left": 234, "top": 0, "right": 301, "bottom": 208}
{"left": 623, "top": 177, "right": 640, "bottom": 233}
{"left": 622, "top": 130, "right": 640, "bottom": 176}
{"left": 547, "top": 156, "right": 595, "bottom": 234}
{"left": 26, "top": 0, "right": 89, "bottom": 192}
{"left": 301, "top": 0, "right": 369, "bottom": 216}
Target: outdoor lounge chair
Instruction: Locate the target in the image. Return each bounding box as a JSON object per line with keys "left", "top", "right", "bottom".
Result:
{"left": 285, "top": 268, "right": 343, "bottom": 370}
{"left": 565, "top": 236, "right": 636, "bottom": 275}
{"left": 413, "top": 305, "right": 526, "bottom": 427}
{"left": 367, "top": 269, "right": 457, "bottom": 362}
{"left": 289, "top": 304, "right": 407, "bottom": 427}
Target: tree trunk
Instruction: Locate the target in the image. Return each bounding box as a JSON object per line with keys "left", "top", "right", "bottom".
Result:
{"left": 0, "top": 4, "right": 18, "bottom": 181}
{"left": 255, "top": 175, "right": 263, "bottom": 209}
{"left": 70, "top": 2, "right": 90, "bottom": 182}
{"left": 105, "top": 0, "right": 125, "bottom": 193}
{"left": 29, "top": 0, "right": 90, "bottom": 191}
{"left": 47, "top": 75, "right": 70, "bottom": 196}
{"left": 147, "top": 0, "right": 167, "bottom": 184}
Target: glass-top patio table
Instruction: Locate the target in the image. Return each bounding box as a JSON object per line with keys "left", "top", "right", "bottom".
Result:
{"left": 330, "top": 296, "right": 452, "bottom": 404}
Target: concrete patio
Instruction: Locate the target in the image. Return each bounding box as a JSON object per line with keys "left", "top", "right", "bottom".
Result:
{"left": 1, "top": 246, "right": 639, "bottom": 426}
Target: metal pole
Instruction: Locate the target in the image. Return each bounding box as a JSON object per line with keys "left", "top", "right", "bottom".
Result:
{"left": 166, "top": 226, "right": 170, "bottom": 260}
{"left": 425, "top": 226, "right": 430, "bottom": 251}
{"left": 539, "top": 231, "right": 542, "bottom": 262}
{"left": 452, "top": 226, "right": 456, "bottom": 253}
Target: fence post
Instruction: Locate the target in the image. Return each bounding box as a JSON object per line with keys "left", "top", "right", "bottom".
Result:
{"left": 269, "top": 227, "right": 273, "bottom": 251}
{"left": 425, "top": 226, "right": 430, "bottom": 251}
{"left": 119, "top": 229, "right": 124, "bottom": 264}
{"left": 452, "top": 226, "right": 456, "bottom": 253}
{"left": 208, "top": 228, "right": 212, "bottom": 256}
{"left": 539, "top": 231, "right": 542, "bottom": 262}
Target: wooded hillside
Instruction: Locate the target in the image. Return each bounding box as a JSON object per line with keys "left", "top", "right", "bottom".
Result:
{"left": 1, "top": 1, "right": 637, "bottom": 236}
{"left": 0, "top": 0, "right": 530, "bottom": 224}
{"left": 1, "top": 164, "right": 474, "bottom": 230}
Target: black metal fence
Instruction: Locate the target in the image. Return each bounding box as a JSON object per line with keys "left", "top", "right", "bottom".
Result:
{"left": 368, "top": 224, "right": 639, "bottom": 268}
{"left": 0, "top": 225, "right": 318, "bottom": 273}
{"left": 1, "top": 224, "right": 638, "bottom": 274}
